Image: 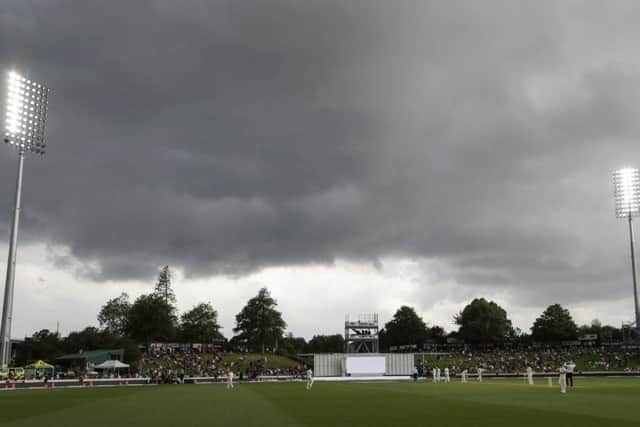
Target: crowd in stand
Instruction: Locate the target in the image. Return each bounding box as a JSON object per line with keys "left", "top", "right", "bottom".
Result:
{"left": 104, "top": 345, "right": 640, "bottom": 381}
{"left": 416, "top": 346, "right": 640, "bottom": 375}
{"left": 135, "top": 348, "right": 306, "bottom": 382}
{"left": 46, "top": 344, "right": 640, "bottom": 381}
{"left": 139, "top": 349, "right": 223, "bottom": 379}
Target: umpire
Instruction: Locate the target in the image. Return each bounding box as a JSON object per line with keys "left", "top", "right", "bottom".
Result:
{"left": 564, "top": 361, "right": 576, "bottom": 387}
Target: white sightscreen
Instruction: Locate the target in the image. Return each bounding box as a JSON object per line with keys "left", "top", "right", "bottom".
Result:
{"left": 346, "top": 356, "right": 386, "bottom": 375}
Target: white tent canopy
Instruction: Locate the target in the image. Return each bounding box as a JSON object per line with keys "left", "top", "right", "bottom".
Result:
{"left": 94, "top": 360, "right": 130, "bottom": 369}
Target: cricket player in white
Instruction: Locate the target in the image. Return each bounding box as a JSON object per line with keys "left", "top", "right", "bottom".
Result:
{"left": 306, "top": 369, "right": 314, "bottom": 390}
{"left": 444, "top": 367, "right": 450, "bottom": 383}
{"left": 461, "top": 369, "right": 468, "bottom": 383}
{"left": 432, "top": 368, "right": 437, "bottom": 383}
{"left": 558, "top": 366, "right": 567, "bottom": 394}
{"left": 477, "top": 368, "right": 483, "bottom": 382}
{"left": 526, "top": 366, "right": 534, "bottom": 385}
{"left": 227, "top": 370, "right": 234, "bottom": 389}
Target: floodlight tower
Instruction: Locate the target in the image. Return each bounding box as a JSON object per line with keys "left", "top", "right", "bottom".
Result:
{"left": 613, "top": 168, "right": 640, "bottom": 341}
{"left": 0, "top": 71, "right": 50, "bottom": 368}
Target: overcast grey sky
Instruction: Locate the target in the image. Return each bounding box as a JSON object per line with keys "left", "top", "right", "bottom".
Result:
{"left": 1, "top": 0, "right": 639, "bottom": 339}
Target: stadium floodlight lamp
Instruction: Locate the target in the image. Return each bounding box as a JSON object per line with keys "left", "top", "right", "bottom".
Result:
{"left": 613, "top": 167, "right": 640, "bottom": 342}
{"left": 0, "top": 70, "right": 51, "bottom": 369}
{"left": 4, "top": 71, "right": 49, "bottom": 155}
{"left": 614, "top": 168, "right": 640, "bottom": 219}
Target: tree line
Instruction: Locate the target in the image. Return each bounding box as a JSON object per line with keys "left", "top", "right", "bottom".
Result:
{"left": 379, "top": 298, "right": 626, "bottom": 349}
{"left": 14, "top": 267, "right": 341, "bottom": 364}
{"left": 13, "top": 267, "right": 630, "bottom": 365}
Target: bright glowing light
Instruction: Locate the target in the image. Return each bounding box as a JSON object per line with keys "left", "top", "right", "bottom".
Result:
{"left": 614, "top": 167, "right": 640, "bottom": 218}
{"left": 3, "top": 71, "right": 49, "bottom": 154}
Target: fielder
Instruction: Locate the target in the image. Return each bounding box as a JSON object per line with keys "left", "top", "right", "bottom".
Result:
{"left": 432, "top": 368, "right": 437, "bottom": 383}
{"left": 461, "top": 369, "right": 468, "bottom": 383}
{"left": 436, "top": 367, "right": 441, "bottom": 383}
{"left": 306, "top": 368, "right": 314, "bottom": 390}
{"left": 444, "top": 367, "right": 450, "bottom": 383}
{"left": 477, "top": 368, "right": 483, "bottom": 382}
{"left": 227, "top": 370, "right": 234, "bottom": 389}
{"left": 526, "top": 366, "right": 534, "bottom": 385}
{"left": 558, "top": 366, "right": 567, "bottom": 394}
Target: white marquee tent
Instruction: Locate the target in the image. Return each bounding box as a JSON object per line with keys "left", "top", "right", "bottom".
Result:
{"left": 94, "top": 360, "right": 130, "bottom": 370}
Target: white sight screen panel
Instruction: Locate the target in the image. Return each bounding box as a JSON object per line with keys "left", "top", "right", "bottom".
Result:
{"left": 345, "top": 356, "right": 386, "bottom": 375}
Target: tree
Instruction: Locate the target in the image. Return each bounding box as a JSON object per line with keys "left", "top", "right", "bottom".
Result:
{"left": 306, "top": 334, "right": 345, "bottom": 353}
{"left": 578, "top": 319, "right": 602, "bottom": 337}
{"left": 179, "top": 302, "right": 223, "bottom": 343}
{"left": 576, "top": 319, "right": 622, "bottom": 343}
{"left": 117, "top": 337, "right": 141, "bottom": 364}
{"left": 154, "top": 265, "right": 175, "bottom": 305}
{"left": 64, "top": 327, "right": 116, "bottom": 353}
{"left": 280, "top": 333, "right": 307, "bottom": 354}
{"left": 455, "top": 298, "right": 513, "bottom": 344}
{"left": 62, "top": 327, "right": 141, "bottom": 362}
{"left": 227, "top": 335, "right": 248, "bottom": 352}
{"left": 380, "top": 306, "right": 428, "bottom": 350}
{"left": 97, "top": 293, "right": 131, "bottom": 336}
{"left": 233, "top": 287, "right": 286, "bottom": 353}
{"left": 127, "top": 293, "right": 177, "bottom": 345}
{"left": 580, "top": 318, "right": 622, "bottom": 342}
{"left": 598, "top": 325, "right": 623, "bottom": 343}
{"left": 14, "top": 329, "right": 64, "bottom": 365}
{"left": 531, "top": 304, "right": 578, "bottom": 342}
{"left": 426, "top": 325, "right": 446, "bottom": 344}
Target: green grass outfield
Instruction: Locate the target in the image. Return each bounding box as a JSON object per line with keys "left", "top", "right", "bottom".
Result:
{"left": 1, "top": 378, "right": 639, "bottom": 427}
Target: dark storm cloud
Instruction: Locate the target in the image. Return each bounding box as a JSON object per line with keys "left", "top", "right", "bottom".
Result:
{"left": 0, "top": 1, "right": 639, "bottom": 304}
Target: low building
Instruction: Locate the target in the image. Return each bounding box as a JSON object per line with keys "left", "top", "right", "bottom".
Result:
{"left": 56, "top": 349, "right": 124, "bottom": 373}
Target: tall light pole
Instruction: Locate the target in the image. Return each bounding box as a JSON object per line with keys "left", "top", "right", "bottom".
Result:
{"left": 0, "top": 71, "right": 50, "bottom": 368}
{"left": 613, "top": 167, "right": 640, "bottom": 341}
